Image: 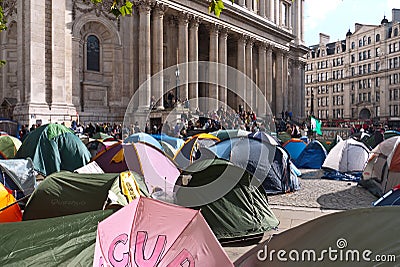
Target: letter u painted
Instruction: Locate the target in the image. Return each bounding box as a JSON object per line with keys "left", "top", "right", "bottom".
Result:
{"left": 134, "top": 231, "right": 167, "bottom": 267}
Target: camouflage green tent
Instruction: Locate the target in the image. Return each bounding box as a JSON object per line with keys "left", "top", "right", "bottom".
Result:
{"left": 15, "top": 123, "right": 91, "bottom": 176}
{"left": 0, "top": 209, "right": 112, "bottom": 266}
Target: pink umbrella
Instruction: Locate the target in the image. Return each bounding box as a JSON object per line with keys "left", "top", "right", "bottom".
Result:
{"left": 93, "top": 197, "right": 233, "bottom": 266}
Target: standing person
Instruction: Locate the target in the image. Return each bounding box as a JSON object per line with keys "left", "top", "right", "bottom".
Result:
{"left": 134, "top": 122, "right": 140, "bottom": 133}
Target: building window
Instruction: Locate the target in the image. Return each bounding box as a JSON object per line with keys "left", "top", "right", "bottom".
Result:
{"left": 375, "top": 61, "right": 380, "bottom": 71}
{"left": 376, "top": 91, "right": 380, "bottom": 101}
{"left": 368, "top": 36, "right": 371, "bottom": 44}
{"left": 351, "top": 54, "right": 355, "bottom": 63}
{"left": 351, "top": 42, "right": 355, "bottom": 49}
{"left": 359, "top": 39, "right": 362, "bottom": 47}
{"left": 282, "top": 2, "right": 289, "bottom": 26}
{"left": 376, "top": 34, "right": 380, "bottom": 42}
{"left": 87, "top": 35, "right": 100, "bottom": 72}
{"left": 375, "top": 77, "right": 380, "bottom": 87}
{"left": 395, "top": 28, "right": 399, "bottom": 37}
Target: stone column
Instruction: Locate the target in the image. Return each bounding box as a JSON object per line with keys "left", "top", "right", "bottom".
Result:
{"left": 218, "top": 27, "right": 228, "bottom": 109}
{"left": 152, "top": 3, "right": 167, "bottom": 109}
{"left": 266, "top": 45, "right": 273, "bottom": 105}
{"left": 276, "top": 50, "right": 283, "bottom": 117}
{"left": 177, "top": 12, "right": 189, "bottom": 103}
{"left": 258, "top": 43, "right": 267, "bottom": 117}
{"left": 189, "top": 16, "right": 200, "bottom": 110}
{"left": 246, "top": 0, "right": 252, "bottom": 11}
{"left": 138, "top": 1, "right": 151, "bottom": 110}
{"left": 52, "top": 0, "right": 66, "bottom": 105}
{"left": 237, "top": 34, "right": 247, "bottom": 109}
{"left": 259, "top": 0, "right": 266, "bottom": 17}
{"left": 300, "top": 63, "right": 306, "bottom": 118}
{"left": 237, "top": 0, "right": 245, "bottom": 7}
{"left": 283, "top": 52, "right": 289, "bottom": 113}
{"left": 209, "top": 24, "right": 219, "bottom": 112}
{"left": 246, "top": 38, "right": 254, "bottom": 110}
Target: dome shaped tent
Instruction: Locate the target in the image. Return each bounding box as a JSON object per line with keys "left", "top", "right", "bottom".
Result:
{"left": 15, "top": 123, "right": 91, "bottom": 176}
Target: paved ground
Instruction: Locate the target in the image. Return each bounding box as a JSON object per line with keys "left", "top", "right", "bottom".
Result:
{"left": 223, "top": 169, "right": 379, "bottom": 263}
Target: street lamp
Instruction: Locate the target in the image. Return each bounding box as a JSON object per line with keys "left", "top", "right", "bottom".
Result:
{"left": 175, "top": 66, "right": 180, "bottom": 103}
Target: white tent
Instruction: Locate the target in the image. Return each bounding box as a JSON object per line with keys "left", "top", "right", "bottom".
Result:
{"left": 361, "top": 136, "right": 400, "bottom": 196}
{"left": 322, "top": 138, "right": 370, "bottom": 173}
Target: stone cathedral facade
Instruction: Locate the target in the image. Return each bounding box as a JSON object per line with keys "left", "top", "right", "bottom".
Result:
{"left": 0, "top": 0, "right": 307, "bottom": 126}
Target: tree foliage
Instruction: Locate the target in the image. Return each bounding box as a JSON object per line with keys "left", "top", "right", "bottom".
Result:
{"left": 87, "top": 0, "right": 234, "bottom": 18}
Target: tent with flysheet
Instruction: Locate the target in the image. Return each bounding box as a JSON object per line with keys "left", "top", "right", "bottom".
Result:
{"left": 0, "top": 209, "right": 113, "bottom": 266}
{"left": 0, "top": 135, "right": 21, "bottom": 159}
{"left": 124, "top": 132, "right": 163, "bottom": 151}
{"left": 373, "top": 184, "right": 400, "bottom": 206}
{"left": 22, "top": 171, "right": 148, "bottom": 220}
{"left": 174, "top": 133, "right": 220, "bottom": 169}
{"left": 175, "top": 159, "right": 279, "bottom": 240}
{"left": 322, "top": 138, "right": 370, "bottom": 181}
{"left": 361, "top": 136, "right": 400, "bottom": 196}
{"left": 93, "top": 196, "right": 233, "bottom": 266}
{"left": 206, "top": 137, "right": 300, "bottom": 194}
{"left": 15, "top": 123, "right": 91, "bottom": 176}
{"left": 282, "top": 138, "right": 307, "bottom": 161}
{"left": 235, "top": 206, "right": 400, "bottom": 266}
{"left": 294, "top": 140, "right": 327, "bottom": 169}
{"left": 93, "top": 142, "right": 180, "bottom": 200}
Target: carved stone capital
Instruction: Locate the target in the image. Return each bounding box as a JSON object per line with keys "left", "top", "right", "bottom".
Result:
{"left": 177, "top": 11, "right": 190, "bottom": 25}
{"left": 219, "top": 27, "right": 229, "bottom": 39}
{"left": 136, "top": 0, "right": 152, "bottom": 14}
{"left": 189, "top": 15, "right": 202, "bottom": 28}
{"left": 153, "top": 2, "right": 168, "bottom": 16}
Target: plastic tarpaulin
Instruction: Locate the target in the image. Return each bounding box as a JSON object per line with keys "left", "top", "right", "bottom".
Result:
{"left": 0, "top": 209, "right": 113, "bottom": 266}
{"left": 0, "top": 158, "right": 36, "bottom": 199}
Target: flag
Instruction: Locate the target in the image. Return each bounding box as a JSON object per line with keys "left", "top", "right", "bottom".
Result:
{"left": 311, "top": 116, "right": 322, "bottom": 135}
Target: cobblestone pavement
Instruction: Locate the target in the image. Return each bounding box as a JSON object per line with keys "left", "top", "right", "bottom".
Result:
{"left": 268, "top": 169, "right": 378, "bottom": 210}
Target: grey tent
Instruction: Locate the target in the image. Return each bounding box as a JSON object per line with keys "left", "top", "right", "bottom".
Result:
{"left": 175, "top": 159, "right": 279, "bottom": 240}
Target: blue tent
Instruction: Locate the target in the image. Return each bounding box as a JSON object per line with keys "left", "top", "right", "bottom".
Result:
{"left": 282, "top": 139, "right": 307, "bottom": 161}
{"left": 151, "top": 133, "right": 184, "bottom": 150}
{"left": 124, "top": 132, "right": 163, "bottom": 151}
{"left": 294, "top": 140, "right": 327, "bottom": 169}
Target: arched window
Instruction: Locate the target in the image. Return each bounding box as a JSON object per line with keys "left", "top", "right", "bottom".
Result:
{"left": 368, "top": 36, "right": 371, "bottom": 44}
{"left": 87, "top": 35, "right": 100, "bottom": 72}
{"left": 376, "top": 34, "right": 380, "bottom": 42}
{"left": 394, "top": 28, "right": 399, "bottom": 37}
{"left": 351, "top": 42, "right": 355, "bottom": 49}
{"left": 363, "top": 36, "right": 367, "bottom": 46}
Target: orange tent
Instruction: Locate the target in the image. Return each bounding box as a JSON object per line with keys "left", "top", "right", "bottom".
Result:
{"left": 0, "top": 183, "right": 22, "bottom": 223}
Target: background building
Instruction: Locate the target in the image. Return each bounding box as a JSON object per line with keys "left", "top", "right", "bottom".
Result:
{"left": 306, "top": 9, "right": 400, "bottom": 128}
{"left": 0, "top": 0, "right": 307, "bottom": 127}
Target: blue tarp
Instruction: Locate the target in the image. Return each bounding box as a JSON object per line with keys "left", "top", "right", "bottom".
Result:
{"left": 294, "top": 140, "right": 327, "bottom": 169}
{"left": 322, "top": 170, "right": 362, "bottom": 182}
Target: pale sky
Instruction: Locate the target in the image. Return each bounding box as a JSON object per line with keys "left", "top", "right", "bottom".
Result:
{"left": 304, "top": 0, "right": 400, "bottom": 46}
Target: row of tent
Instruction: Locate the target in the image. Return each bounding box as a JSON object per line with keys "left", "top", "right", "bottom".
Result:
{"left": 1, "top": 123, "right": 400, "bottom": 265}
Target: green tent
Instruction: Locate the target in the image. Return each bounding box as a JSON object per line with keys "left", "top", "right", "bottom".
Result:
{"left": 235, "top": 206, "right": 400, "bottom": 266}
{"left": 15, "top": 123, "right": 91, "bottom": 176}
{"left": 22, "top": 171, "right": 149, "bottom": 220}
{"left": 175, "top": 159, "right": 279, "bottom": 240}
{"left": 0, "top": 209, "right": 112, "bottom": 266}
